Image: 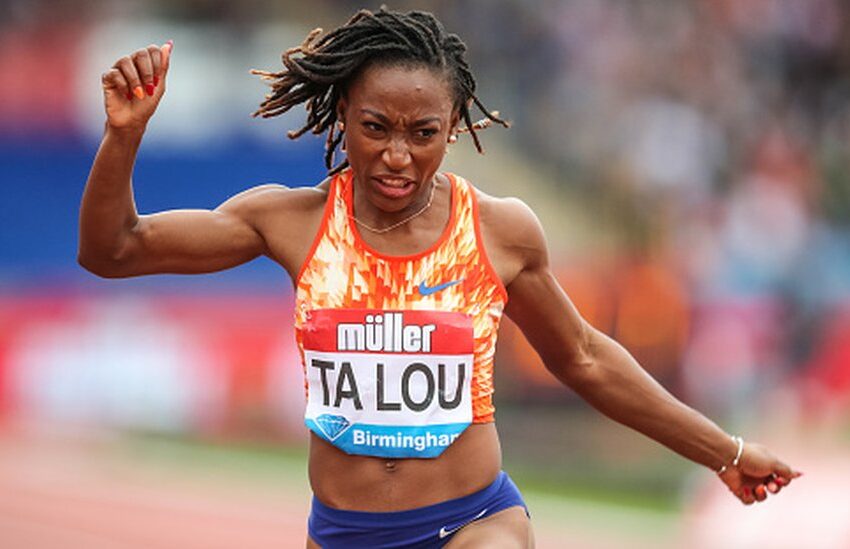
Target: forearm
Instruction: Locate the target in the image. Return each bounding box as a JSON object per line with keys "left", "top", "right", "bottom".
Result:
{"left": 503, "top": 220, "right": 795, "bottom": 502}
{"left": 78, "top": 125, "right": 145, "bottom": 267}
{"left": 561, "top": 329, "right": 738, "bottom": 472}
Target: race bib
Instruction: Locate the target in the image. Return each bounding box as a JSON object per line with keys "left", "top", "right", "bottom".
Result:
{"left": 302, "top": 309, "right": 474, "bottom": 458}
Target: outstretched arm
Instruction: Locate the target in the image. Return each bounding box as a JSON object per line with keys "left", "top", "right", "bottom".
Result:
{"left": 498, "top": 199, "right": 801, "bottom": 505}
{"left": 78, "top": 42, "right": 272, "bottom": 278}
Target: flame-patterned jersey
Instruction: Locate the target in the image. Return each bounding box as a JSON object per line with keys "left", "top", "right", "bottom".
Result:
{"left": 294, "top": 168, "right": 508, "bottom": 458}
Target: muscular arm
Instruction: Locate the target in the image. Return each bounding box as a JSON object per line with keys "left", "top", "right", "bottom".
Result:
{"left": 78, "top": 126, "right": 277, "bottom": 278}
{"left": 78, "top": 42, "right": 288, "bottom": 279}
{"left": 482, "top": 196, "right": 797, "bottom": 504}
{"left": 496, "top": 200, "right": 737, "bottom": 471}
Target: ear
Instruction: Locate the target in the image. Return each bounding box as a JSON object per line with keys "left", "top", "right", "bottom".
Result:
{"left": 449, "top": 108, "right": 462, "bottom": 135}
{"left": 336, "top": 96, "right": 348, "bottom": 124}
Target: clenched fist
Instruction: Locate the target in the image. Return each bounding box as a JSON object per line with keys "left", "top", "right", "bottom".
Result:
{"left": 100, "top": 41, "right": 173, "bottom": 132}
{"left": 719, "top": 440, "right": 802, "bottom": 505}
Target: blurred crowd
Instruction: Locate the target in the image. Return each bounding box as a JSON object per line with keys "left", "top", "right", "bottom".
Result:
{"left": 423, "top": 0, "right": 850, "bottom": 421}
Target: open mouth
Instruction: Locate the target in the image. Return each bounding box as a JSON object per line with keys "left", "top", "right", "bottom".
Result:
{"left": 372, "top": 177, "right": 417, "bottom": 199}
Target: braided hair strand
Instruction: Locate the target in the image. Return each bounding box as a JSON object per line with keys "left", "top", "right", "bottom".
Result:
{"left": 251, "top": 7, "right": 509, "bottom": 175}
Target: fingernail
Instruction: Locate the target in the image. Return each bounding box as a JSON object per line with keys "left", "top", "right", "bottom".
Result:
{"left": 775, "top": 477, "right": 786, "bottom": 486}
{"left": 145, "top": 83, "right": 155, "bottom": 96}
{"left": 742, "top": 487, "right": 752, "bottom": 497}
{"left": 162, "top": 40, "right": 173, "bottom": 63}
{"left": 126, "top": 91, "right": 133, "bottom": 101}
{"left": 133, "top": 86, "right": 145, "bottom": 100}
{"left": 153, "top": 75, "right": 160, "bottom": 86}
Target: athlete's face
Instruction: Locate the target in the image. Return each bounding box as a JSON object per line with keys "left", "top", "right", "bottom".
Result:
{"left": 338, "top": 63, "right": 459, "bottom": 214}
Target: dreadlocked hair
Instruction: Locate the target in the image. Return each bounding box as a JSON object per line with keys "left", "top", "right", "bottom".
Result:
{"left": 251, "top": 7, "right": 509, "bottom": 175}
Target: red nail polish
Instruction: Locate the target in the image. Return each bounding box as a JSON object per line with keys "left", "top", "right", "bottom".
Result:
{"left": 153, "top": 75, "right": 160, "bottom": 86}
{"left": 145, "top": 83, "right": 155, "bottom": 96}
{"left": 126, "top": 91, "right": 133, "bottom": 101}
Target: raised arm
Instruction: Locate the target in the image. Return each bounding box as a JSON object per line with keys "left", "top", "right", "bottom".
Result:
{"left": 78, "top": 42, "right": 271, "bottom": 278}
{"left": 489, "top": 197, "right": 801, "bottom": 505}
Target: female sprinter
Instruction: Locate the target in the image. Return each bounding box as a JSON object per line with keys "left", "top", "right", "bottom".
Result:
{"left": 79, "top": 8, "right": 801, "bottom": 549}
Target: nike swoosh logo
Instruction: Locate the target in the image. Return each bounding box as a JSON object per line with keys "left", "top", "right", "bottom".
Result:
{"left": 438, "top": 508, "right": 489, "bottom": 539}
{"left": 417, "top": 279, "right": 463, "bottom": 296}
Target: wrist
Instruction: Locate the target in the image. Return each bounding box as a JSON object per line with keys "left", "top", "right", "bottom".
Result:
{"left": 715, "top": 434, "right": 744, "bottom": 475}
{"left": 104, "top": 122, "right": 147, "bottom": 143}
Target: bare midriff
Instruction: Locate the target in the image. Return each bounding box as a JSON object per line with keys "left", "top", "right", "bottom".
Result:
{"left": 308, "top": 423, "right": 501, "bottom": 511}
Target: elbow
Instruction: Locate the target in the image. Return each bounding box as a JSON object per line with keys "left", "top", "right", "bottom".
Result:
{"left": 77, "top": 253, "right": 125, "bottom": 278}
{"left": 77, "top": 226, "right": 141, "bottom": 278}
{"left": 77, "top": 245, "right": 133, "bottom": 279}
{"left": 546, "top": 351, "right": 597, "bottom": 392}
{"left": 543, "top": 323, "right": 600, "bottom": 390}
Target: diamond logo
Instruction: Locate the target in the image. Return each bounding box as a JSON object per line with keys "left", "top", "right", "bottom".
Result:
{"left": 315, "top": 414, "right": 352, "bottom": 441}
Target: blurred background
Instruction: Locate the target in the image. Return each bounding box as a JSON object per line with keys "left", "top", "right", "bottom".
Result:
{"left": 1, "top": 0, "right": 849, "bottom": 547}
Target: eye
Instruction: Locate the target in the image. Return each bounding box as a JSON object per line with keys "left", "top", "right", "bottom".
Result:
{"left": 363, "top": 121, "right": 384, "bottom": 132}
{"left": 415, "top": 128, "right": 438, "bottom": 139}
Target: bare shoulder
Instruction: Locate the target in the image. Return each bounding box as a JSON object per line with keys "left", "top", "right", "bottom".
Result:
{"left": 474, "top": 188, "right": 548, "bottom": 258}
{"left": 472, "top": 186, "right": 549, "bottom": 286}
{"left": 213, "top": 180, "right": 332, "bottom": 277}
{"left": 216, "top": 180, "right": 330, "bottom": 225}
{"left": 212, "top": 179, "right": 332, "bottom": 242}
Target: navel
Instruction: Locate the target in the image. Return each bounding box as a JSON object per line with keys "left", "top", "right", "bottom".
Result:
{"left": 385, "top": 460, "right": 397, "bottom": 473}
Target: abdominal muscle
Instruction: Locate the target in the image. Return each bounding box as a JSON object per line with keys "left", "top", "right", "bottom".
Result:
{"left": 308, "top": 423, "right": 502, "bottom": 511}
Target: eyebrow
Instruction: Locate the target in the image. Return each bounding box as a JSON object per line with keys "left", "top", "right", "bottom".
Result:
{"left": 359, "top": 109, "right": 441, "bottom": 126}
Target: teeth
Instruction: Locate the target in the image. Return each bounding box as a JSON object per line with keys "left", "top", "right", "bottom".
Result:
{"left": 380, "top": 178, "right": 408, "bottom": 188}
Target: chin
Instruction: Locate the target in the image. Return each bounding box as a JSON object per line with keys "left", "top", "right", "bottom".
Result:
{"left": 367, "top": 188, "right": 419, "bottom": 213}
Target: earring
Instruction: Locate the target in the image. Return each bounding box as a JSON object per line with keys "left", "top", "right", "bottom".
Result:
{"left": 448, "top": 134, "right": 457, "bottom": 144}
{"left": 338, "top": 121, "right": 345, "bottom": 132}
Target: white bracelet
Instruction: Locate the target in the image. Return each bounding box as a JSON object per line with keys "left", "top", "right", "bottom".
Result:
{"left": 716, "top": 435, "right": 745, "bottom": 475}
{"left": 731, "top": 435, "right": 744, "bottom": 466}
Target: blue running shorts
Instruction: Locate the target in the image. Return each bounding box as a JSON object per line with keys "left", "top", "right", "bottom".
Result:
{"left": 308, "top": 470, "right": 529, "bottom": 548}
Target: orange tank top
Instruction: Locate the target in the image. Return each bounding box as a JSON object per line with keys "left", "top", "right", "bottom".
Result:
{"left": 294, "top": 168, "right": 507, "bottom": 458}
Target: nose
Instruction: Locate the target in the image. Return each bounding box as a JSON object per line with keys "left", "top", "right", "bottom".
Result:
{"left": 382, "top": 136, "right": 412, "bottom": 171}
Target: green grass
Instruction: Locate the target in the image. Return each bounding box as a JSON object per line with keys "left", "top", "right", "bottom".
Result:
{"left": 114, "top": 431, "right": 682, "bottom": 513}
{"left": 113, "top": 431, "right": 310, "bottom": 485}
{"left": 108, "top": 432, "right": 683, "bottom": 545}
{"left": 507, "top": 466, "right": 681, "bottom": 513}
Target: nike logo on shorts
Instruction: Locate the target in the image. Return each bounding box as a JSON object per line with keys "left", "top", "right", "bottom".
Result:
{"left": 438, "top": 507, "right": 489, "bottom": 539}
{"left": 417, "top": 279, "right": 463, "bottom": 296}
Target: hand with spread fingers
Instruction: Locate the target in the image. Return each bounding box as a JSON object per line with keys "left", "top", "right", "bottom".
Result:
{"left": 718, "top": 439, "right": 803, "bottom": 505}
{"left": 100, "top": 40, "right": 173, "bottom": 132}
